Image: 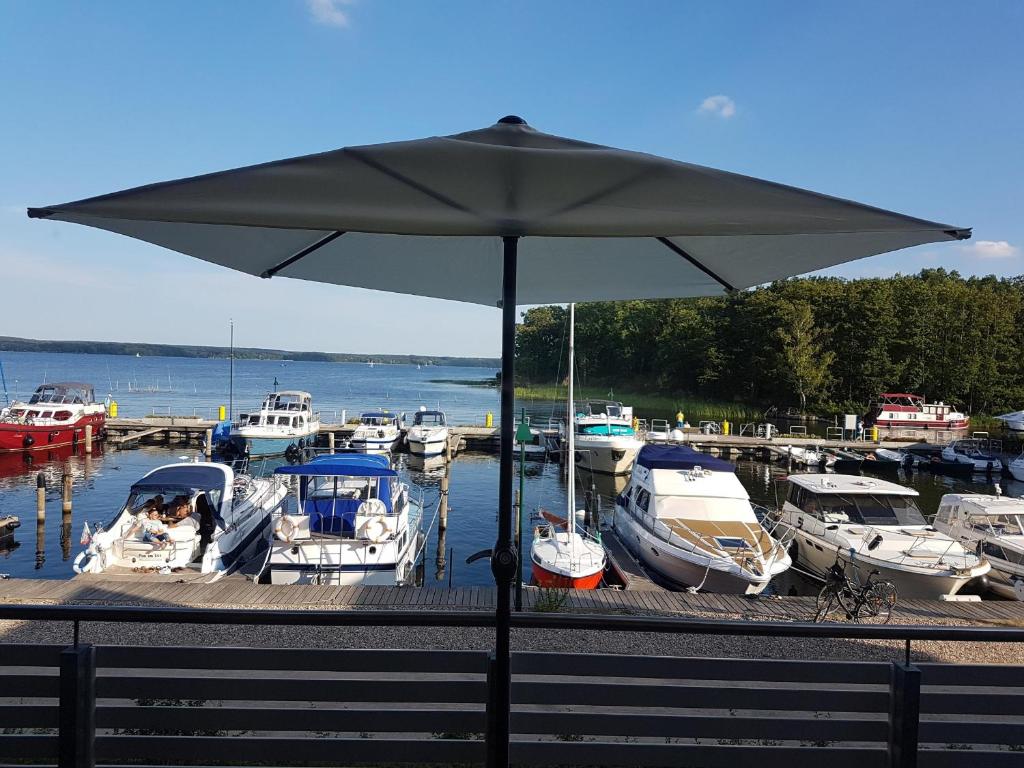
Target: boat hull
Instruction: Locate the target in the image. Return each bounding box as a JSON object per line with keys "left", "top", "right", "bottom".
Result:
{"left": 531, "top": 562, "right": 603, "bottom": 590}
{"left": 787, "top": 528, "right": 976, "bottom": 599}
{"left": 574, "top": 437, "right": 642, "bottom": 476}
{"left": 232, "top": 434, "right": 314, "bottom": 457}
{"left": 613, "top": 508, "right": 772, "bottom": 595}
{"left": 0, "top": 413, "right": 105, "bottom": 453}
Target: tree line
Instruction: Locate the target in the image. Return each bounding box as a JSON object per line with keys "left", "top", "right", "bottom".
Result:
{"left": 515, "top": 269, "right": 1024, "bottom": 415}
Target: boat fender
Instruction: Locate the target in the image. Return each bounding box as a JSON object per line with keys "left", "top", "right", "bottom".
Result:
{"left": 23, "top": 435, "right": 34, "bottom": 448}
{"left": 377, "top": 429, "right": 385, "bottom": 438}
{"left": 275, "top": 517, "right": 298, "bottom": 543}
{"left": 868, "top": 534, "right": 883, "bottom": 551}
{"left": 361, "top": 517, "right": 389, "bottom": 543}
{"left": 285, "top": 444, "right": 301, "bottom": 464}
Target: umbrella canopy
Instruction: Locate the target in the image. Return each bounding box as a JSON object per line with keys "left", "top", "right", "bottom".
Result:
{"left": 29, "top": 115, "right": 967, "bottom": 766}
{"left": 29, "top": 116, "right": 967, "bottom": 305}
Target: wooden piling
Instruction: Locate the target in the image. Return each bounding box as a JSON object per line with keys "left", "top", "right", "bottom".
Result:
{"left": 439, "top": 467, "right": 449, "bottom": 531}
{"left": 328, "top": 432, "right": 335, "bottom": 455}
{"left": 84, "top": 424, "right": 93, "bottom": 454}
{"left": 62, "top": 473, "right": 73, "bottom": 514}
{"left": 205, "top": 429, "right": 213, "bottom": 458}
{"left": 36, "top": 473, "right": 46, "bottom": 523}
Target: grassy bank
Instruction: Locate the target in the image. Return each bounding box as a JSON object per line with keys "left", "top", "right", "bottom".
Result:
{"left": 513, "top": 384, "right": 763, "bottom": 421}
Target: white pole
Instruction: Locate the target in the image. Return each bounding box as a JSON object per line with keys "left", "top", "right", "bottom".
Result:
{"left": 567, "top": 303, "right": 576, "bottom": 565}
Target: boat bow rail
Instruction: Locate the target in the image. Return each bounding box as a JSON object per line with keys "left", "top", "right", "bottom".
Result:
{"left": 1, "top": 604, "right": 1023, "bottom": 768}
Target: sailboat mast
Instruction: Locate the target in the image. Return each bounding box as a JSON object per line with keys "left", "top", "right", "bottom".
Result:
{"left": 567, "top": 304, "right": 576, "bottom": 562}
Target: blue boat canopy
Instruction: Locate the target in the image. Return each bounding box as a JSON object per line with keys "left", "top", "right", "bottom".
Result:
{"left": 274, "top": 454, "right": 398, "bottom": 477}
{"left": 132, "top": 464, "right": 229, "bottom": 491}
{"left": 636, "top": 444, "right": 735, "bottom": 473}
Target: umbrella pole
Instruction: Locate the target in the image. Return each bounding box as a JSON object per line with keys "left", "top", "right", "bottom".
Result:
{"left": 489, "top": 235, "right": 518, "bottom": 767}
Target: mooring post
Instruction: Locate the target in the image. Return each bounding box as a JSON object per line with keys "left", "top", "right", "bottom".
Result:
{"left": 84, "top": 424, "right": 92, "bottom": 454}
{"left": 62, "top": 473, "right": 73, "bottom": 514}
{"left": 205, "top": 428, "right": 213, "bottom": 458}
{"left": 59, "top": 643, "right": 96, "bottom": 768}
{"left": 888, "top": 660, "right": 921, "bottom": 768}
{"left": 439, "top": 464, "right": 450, "bottom": 532}
{"left": 36, "top": 473, "right": 46, "bottom": 522}
{"left": 328, "top": 431, "right": 335, "bottom": 455}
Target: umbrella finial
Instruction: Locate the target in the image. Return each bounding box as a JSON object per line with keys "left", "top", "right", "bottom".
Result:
{"left": 497, "top": 115, "right": 527, "bottom": 125}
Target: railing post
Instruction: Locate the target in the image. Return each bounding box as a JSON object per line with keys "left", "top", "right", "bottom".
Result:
{"left": 888, "top": 660, "right": 920, "bottom": 768}
{"left": 485, "top": 651, "right": 500, "bottom": 768}
{"left": 59, "top": 643, "right": 96, "bottom": 768}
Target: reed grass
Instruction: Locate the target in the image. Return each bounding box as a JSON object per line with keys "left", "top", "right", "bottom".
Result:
{"left": 514, "top": 384, "right": 763, "bottom": 421}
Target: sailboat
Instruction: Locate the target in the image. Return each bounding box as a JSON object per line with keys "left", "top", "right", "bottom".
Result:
{"left": 530, "top": 304, "right": 607, "bottom": 589}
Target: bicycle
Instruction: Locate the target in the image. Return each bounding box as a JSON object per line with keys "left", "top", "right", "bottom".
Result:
{"left": 814, "top": 548, "right": 898, "bottom": 624}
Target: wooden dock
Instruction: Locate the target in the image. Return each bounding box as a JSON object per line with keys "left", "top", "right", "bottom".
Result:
{"left": 1, "top": 576, "right": 1022, "bottom": 624}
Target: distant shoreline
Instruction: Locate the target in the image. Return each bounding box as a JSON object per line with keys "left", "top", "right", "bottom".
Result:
{"left": 0, "top": 336, "right": 499, "bottom": 368}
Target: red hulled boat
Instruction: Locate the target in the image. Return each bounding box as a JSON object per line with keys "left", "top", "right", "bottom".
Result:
{"left": 0, "top": 383, "right": 106, "bottom": 453}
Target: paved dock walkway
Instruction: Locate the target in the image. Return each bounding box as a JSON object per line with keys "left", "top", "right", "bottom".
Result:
{"left": 1, "top": 576, "right": 1021, "bottom": 625}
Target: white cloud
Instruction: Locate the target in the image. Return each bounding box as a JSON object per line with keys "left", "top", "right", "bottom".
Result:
{"left": 697, "top": 95, "right": 736, "bottom": 119}
{"left": 959, "top": 240, "right": 1020, "bottom": 258}
{"left": 307, "top": 0, "right": 353, "bottom": 28}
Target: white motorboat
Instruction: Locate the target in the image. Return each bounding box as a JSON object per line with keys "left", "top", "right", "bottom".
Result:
{"left": 574, "top": 400, "right": 644, "bottom": 476}
{"left": 646, "top": 419, "right": 670, "bottom": 443}
{"left": 530, "top": 303, "right": 607, "bottom": 590}
{"left": 1010, "top": 454, "right": 1024, "bottom": 483}
{"left": 513, "top": 418, "right": 548, "bottom": 458}
{"left": 771, "top": 474, "right": 990, "bottom": 598}
{"left": 934, "top": 493, "right": 1024, "bottom": 600}
{"left": 349, "top": 411, "right": 402, "bottom": 453}
{"left": 994, "top": 410, "right": 1024, "bottom": 434}
{"left": 941, "top": 439, "right": 1002, "bottom": 473}
{"left": 406, "top": 408, "right": 448, "bottom": 457}
{"left": 73, "top": 463, "right": 287, "bottom": 579}
{"left": 785, "top": 445, "right": 835, "bottom": 468}
{"left": 872, "top": 448, "right": 913, "bottom": 465}
{"left": 229, "top": 391, "right": 320, "bottom": 457}
{"left": 614, "top": 444, "right": 791, "bottom": 594}
{"left": 264, "top": 454, "right": 423, "bottom": 586}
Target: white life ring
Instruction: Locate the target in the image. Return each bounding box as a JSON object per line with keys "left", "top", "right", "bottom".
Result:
{"left": 274, "top": 516, "right": 298, "bottom": 543}
{"left": 361, "top": 516, "right": 389, "bottom": 543}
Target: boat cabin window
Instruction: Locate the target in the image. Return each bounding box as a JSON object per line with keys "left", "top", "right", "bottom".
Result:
{"left": 969, "top": 513, "right": 1024, "bottom": 535}
{"left": 714, "top": 536, "right": 751, "bottom": 551}
{"left": 54, "top": 411, "right": 71, "bottom": 421}
{"left": 813, "top": 493, "right": 926, "bottom": 526}
{"left": 635, "top": 488, "right": 651, "bottom": 513}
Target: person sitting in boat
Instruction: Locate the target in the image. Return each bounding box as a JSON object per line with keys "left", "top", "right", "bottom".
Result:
{"left": 128, "top": 509, "right": 171, "bottom": 549}
{"left": 162, "top": 496, "right": 193, "bottom": 526}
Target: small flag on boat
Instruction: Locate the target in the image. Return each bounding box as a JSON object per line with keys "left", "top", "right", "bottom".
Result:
{"left": 80, "top": 522, "right": 92, "bottom": 546}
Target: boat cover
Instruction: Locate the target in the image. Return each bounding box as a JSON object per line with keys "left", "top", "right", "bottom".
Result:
{"left": 132, "top": 464, "right": 228, "bottom": 492}
{"left": 636, "top": 444, "right": 735, "bottom": 473}
{"left": 274, "top": 454, "right": 397, "bottom": 478}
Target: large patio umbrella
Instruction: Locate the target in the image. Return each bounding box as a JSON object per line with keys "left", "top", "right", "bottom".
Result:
{"left": 29, "top": 115, "right": 968, "bottom": 762}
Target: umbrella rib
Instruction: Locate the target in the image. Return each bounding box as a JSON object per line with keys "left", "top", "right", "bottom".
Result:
{"left": 656, "top": 237, "right": 736, "bottom": 291}
{"left": 345, "top": 148, "right": 486, "bottom": 220}
{"left": 261, "top": 231, "right": 346, "bottom": 278}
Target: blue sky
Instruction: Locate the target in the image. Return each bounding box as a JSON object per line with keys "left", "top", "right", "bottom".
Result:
{"left": 2, "top": 1, "right": 1021, "bottom": 356}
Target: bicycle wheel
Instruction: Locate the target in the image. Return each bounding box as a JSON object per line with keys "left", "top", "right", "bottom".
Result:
{"left": 835, "top": 584, "right": 859, "bottom": 619}
{"left": 863, "top": 580, "right": 898, "bottom": 624}
{"left": 815, "top": 585, "right": 838, "bottom": 622}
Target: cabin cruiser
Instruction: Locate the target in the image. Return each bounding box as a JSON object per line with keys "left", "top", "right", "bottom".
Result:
{"left": 934, "top": 493, "right": 1024, "bottom": 600}
{"left": 263, "top": 454, "right": 423, "bottom": 586}
{"left": 770, "top": 474, "right": 989, "bottom": 598}
{"left": 614, "top": 444, "right": 791, "bottom": 594}
{"left": 229, "top": 391, "right": 320, "bottom": 457}
{"left": 994, "top": 410, "right": 1024, "bottom": 434}
{"left": 530, "top": 304, "right": 607, "bottom": 590}
{"left": 406, "top": 409, "right": 448, "bottom": 457}
{"left": 574, "top": 400, "right": 644, "bottom": 476}
{"left": 866, "top": 393, "right": 968, "bottom": 430}
{"left": 349, "top": 411, "right": 402, "bottom": 454}
{"left": 0, "top": 382, "right": 105, "bottom": 453}
{"left": 73, "top": 463, "right": 287, "bottom": 579}
{"left": 941, "top": 439, "right": 1001, "bottom": 473}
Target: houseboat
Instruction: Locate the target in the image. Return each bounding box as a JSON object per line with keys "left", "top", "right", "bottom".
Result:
{"left": 263, "top": 454, "right": 423, "bottom": 586}
{"left": 865, "top": 393, "right": 968, "bottom": 430}
{"left": 0, "top": 382, "right": 105, "bottom": 453}
{"left": 770, "top": 474, "right": 989, "bottom": 598}
{"left": 73, "top": 462, "right": 287, "bottom": 579}
{"left": 229, "top": 391, "right": 320, "bottom": 457}
{"left": 613, "top": 444, "right": 790, "bottom": 594}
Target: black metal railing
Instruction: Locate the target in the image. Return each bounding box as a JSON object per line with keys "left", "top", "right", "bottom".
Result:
{"left": 1, "top": 603, "right": 1022, "bottom": 768}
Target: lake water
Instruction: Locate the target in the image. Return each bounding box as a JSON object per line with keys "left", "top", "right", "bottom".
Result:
{"left": 1, "top": 351, "right": 1020, "bottom": 590}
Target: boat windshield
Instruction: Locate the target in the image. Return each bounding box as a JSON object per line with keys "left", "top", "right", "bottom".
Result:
{"left": 970, "top": 513, "right": 1024, "bottom": 536}
{"left": 413, "top": 412, "right": 445, "bottom": 426}
{"left": 816, "top": 493, "right": 926, "bottom": 526}
{"left": 114, "top": 487, "right": 222, "bottom": 529}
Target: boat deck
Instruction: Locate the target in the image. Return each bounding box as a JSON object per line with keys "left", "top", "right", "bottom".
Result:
{"left": 1, "top": 576, "right": 1022, "bottom": 624}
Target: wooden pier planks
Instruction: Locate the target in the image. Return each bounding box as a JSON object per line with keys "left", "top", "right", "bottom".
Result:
{"left": 1, "top": 576, "right": 1022, "bottom": 626}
